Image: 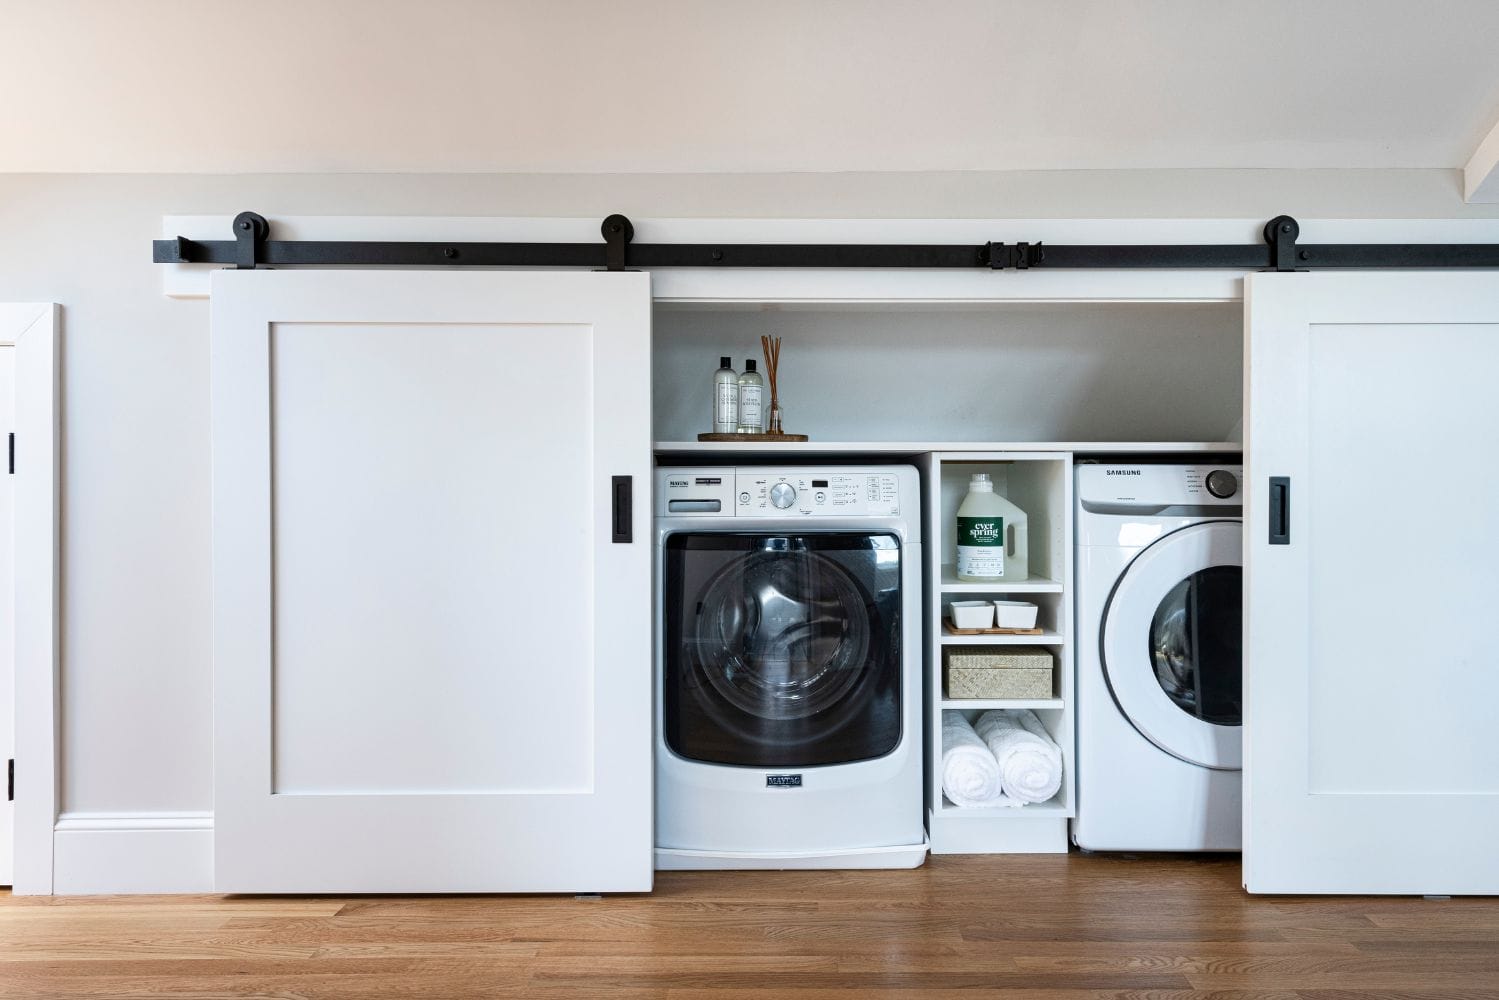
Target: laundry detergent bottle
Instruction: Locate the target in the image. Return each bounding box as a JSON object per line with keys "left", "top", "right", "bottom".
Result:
{"left": 955, "top": 473, "right": 1029, "bottom": 582}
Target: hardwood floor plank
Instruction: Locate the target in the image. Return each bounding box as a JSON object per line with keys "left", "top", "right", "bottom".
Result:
{"left": 661, "top": 992, "right": 1302, "bottom": 1000}
{"left": 3, "top": 855, "right": 1498, "bottom": 999}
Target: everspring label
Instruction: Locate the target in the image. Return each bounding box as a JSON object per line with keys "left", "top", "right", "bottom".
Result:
{"left": 956, "top": 516, "right": 1005, "bottom": 578}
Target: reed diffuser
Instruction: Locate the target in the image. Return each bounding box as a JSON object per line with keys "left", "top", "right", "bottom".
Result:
{"left": 760, "top": 335, "right": 784, "bottom": 434}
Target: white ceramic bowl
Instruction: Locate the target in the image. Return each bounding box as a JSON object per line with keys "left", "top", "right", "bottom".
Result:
{"left": 950, "top": 601, "right": 996, "bottom": 629}
{"left": 992, "top": 600, "right": 1039, "bottom": 629}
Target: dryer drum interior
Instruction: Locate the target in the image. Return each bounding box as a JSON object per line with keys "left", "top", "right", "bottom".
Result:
{"left": 1148, "top": 565, "right": 1243, "bottom": 727}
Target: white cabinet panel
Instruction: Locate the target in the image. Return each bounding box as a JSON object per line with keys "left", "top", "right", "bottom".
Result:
{"left": 212, "top": 270, "right": 652, "bottom": 892}
{"left": 1301, "top": 322, "right": 1499, "bottom": 797}
{"left": 1244, "top": 272, "right": 1499, "bottom": 895}
{"left": 270, "top": 321, "right": 596, "bottom": 796}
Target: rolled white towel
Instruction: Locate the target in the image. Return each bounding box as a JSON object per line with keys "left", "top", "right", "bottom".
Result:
{"left": 974, "top": 709, "right": 1063, "bottom": 805}
{"left": 941, "top": 712, "right": 1009, "bottom": 808}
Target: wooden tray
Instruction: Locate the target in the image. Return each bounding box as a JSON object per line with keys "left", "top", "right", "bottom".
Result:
{"left": 697, "top": 432, "right": 809, "bottom": 442}
{"left": 943, "top": 617, "right": 1044, "bottom": 636}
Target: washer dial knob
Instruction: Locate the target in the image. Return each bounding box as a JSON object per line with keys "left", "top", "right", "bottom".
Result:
{"left": 1205, "top": 469, "right": 1239, "bottom": 499}
{"left": 769, "top": 482, "right": 797, "bottom": 509}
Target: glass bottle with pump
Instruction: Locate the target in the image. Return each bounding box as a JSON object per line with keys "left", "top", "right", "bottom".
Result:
{"left": 737, "top": 359, "right": 764, "bottom": 434}
{"left": 712, "top": 357, "right": 739, "bottom": 433}
{"left": 955, "top": 473, "right": 1029, "bottom": 582}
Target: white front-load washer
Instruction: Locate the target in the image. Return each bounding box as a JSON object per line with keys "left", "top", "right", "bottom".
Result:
{"left": 1073, "top": 462, "right": 1243, "bottom": 852}
{"left": 654, "top": 466, "right": 927, "bottom": 869}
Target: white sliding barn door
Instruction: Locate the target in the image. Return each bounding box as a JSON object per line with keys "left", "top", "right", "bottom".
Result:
{"left": 212, "top": 270, "right": 652, "bottom": 893}
{"left": 0, "top": 347, "right": 12, "bottom": 886}
{"left": 1244, "top": 272, "right": 1499, "bottom": 894}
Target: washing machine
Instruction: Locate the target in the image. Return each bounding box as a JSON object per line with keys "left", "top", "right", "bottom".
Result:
{"left": 654, "top": 465, "right": 926, "bottom": 869}
{"left": 1073, "top": 462, "right": 1243, "bottom": 852}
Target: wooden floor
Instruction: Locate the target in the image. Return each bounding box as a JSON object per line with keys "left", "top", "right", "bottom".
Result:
{"left": 3, "top": 854, "right": 1498, "bottom": 999}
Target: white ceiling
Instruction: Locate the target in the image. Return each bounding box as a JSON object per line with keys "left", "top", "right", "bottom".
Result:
{"left": 5, "top": 0, "right": 1499, "bottom": 175}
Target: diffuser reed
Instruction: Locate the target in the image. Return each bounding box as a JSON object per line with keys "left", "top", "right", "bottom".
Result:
{"left": 760, "top": 335, "right": 783, "bottom": 434}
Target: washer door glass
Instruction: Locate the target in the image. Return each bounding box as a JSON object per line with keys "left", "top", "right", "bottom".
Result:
{"left": 694, "top": 548, "right": 871, "bottom": 720}
{"left": 664, "top": 533, "right": 902, "bottom": 767}
{"left": 1101, "top": 521, "right": 1242, "bottom": 770}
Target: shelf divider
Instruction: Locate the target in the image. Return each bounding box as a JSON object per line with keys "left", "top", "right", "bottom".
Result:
{"left": 940, "top": 630, "right": 1065, "bottom": 646}
{"left": 938, "top": 566, "right": 1063, "bottom": 593}
{"left": 940, "top": 698, "right": 1063, "bottom": 711}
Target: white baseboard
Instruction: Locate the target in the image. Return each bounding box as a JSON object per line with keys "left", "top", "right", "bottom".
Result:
{"left": 52, "top": 812, "right": 213, "bottom": 894}
{"left": 927, "top": 809, "right": 1070, "bottom": 854}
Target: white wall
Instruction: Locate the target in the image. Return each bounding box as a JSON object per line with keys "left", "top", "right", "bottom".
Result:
{"left": 9, "top": 1, "right": 1499, "bottom": 174}
{"left": 0, "top": 167, "right": 1496, "bottom": 887}
{"left": 654, "top": 304, "right": 1243, "bottom": 443}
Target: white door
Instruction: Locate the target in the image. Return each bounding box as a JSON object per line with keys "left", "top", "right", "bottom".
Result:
{"left": 212, "top": 269, "right": 653, "bottom": 893}
{"left": 1244, "top": 271, "right": 1499, "bottom": 894}
{"left": 0, "top": 346, "right": 12, "bottom": 886}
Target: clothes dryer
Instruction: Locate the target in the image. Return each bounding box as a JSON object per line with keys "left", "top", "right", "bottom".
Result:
{"left": 1073, "top": 463, "right": 1243, "bottom": 851}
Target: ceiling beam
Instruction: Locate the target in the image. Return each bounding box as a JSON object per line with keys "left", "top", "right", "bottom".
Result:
{"left": 1464, "top": 115, "right": 1499, "bottom": 202}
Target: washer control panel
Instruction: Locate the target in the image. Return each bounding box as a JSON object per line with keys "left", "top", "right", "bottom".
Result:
{"left": 735, "top": 470, "right": 901, "bottom": 517}
{"left": 657, "top": 467, "right": 906, "bottom": 518}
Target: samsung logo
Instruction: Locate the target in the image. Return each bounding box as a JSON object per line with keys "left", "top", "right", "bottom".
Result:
{"left": 1106, "top": 470, "right": 1142, "bottom": 476}
{"left": 766, "top": 774, "right": 802, "bottom": 788}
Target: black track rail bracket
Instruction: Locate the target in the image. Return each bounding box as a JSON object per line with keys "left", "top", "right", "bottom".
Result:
{"left": 153, "top": 212, "right": 1499, "bottom": 273}
{"left": 600, "top": 214, "right": 634, "bottom": 272}
{"left": 232, "top": 211, "right": 269, "bottom": 269}
{"left": 1264, "top": 216, "right": 1305, "bottom": 272}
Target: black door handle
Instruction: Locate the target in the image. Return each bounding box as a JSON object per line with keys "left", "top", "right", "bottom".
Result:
{"left": 1269, "top": 476, "right": 1290, "bottom": 545}
{"left": 612, "top": 475, "right": 633, "bottom": 543}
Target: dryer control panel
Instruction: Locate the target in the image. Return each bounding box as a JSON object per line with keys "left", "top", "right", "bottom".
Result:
{"left": 656, "top": 467, "right": 904, "bottom": 518}
{"left": 1078, "top": 463, "right": 1244, "bottom": 507}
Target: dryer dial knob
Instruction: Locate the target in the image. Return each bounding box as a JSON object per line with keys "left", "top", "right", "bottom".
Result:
{"left": 769, "top": 482, "right": 797, "bottom": 509}
{"left": 1205, "top": 469, "right": 1239, "bottom": 499}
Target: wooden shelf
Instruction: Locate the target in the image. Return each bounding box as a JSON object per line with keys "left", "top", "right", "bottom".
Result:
{"left": 941, "top": 698, "right": 1063, "bottom": 711}
{"left": 938, "top": 566, "right": 1063, "bottom": 593}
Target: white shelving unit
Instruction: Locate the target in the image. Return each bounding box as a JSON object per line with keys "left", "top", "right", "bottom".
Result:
{"left": 650, "top": 293, "right": 1242, "bottom": 858}
{"left": 924, "top": 452, "right": 1075, "bottom": 854}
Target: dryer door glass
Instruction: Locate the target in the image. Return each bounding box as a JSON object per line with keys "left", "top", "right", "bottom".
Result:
{"left": 1149, "top": 566, "right": 1242, "bottom": 726}
{"left": 664, "top": 533, "right": 902, "bottom": 767}
{"left": 1100, "top": 520, "right": 1242, "bottom": 770}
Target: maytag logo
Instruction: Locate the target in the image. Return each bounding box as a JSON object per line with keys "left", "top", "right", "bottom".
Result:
{"left": 668, "top": 479, "right": 689, "bottom": 487}
{"left": 1106, "top": 469, "right": 1143, "bottom": 476}
{"left": 766, "top": 774, "right": 802, "bottom": 788}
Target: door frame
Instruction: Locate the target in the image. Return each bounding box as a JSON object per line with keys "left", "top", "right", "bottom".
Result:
{"left": 2, "top": 304, "right": 60, "bottom": 894}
